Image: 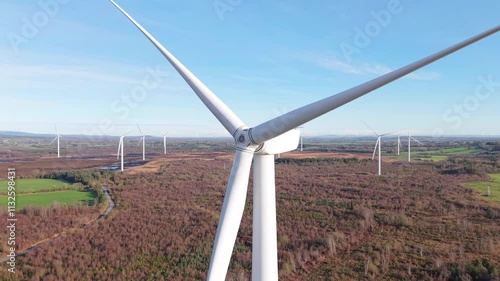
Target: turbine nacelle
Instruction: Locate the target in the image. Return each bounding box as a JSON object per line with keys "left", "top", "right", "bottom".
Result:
{"left": 255, "top": 129, "right": 300, "bottom": 155}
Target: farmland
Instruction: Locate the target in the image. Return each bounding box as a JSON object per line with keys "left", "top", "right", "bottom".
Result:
{"left": 0, "top": 179, "right": 73, "bottom": 193}
{"left": 0, "top": 190, "right": 97, "bottom": 210}
{"left": 0, "top": 178, "right": 97, "bottom": 210}
{"left": 413, "top": 146, "right": 483, "bottom": 162}
{"left": 0, "top": 169, "right": 110, "bottom": 257}
{"left": 468, "top": 174, "right": 500, "bottom": 205}
{"left": 388, "top": 146, "right": 484, "bottom": 162}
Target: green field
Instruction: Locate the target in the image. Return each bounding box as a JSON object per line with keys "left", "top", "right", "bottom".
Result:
{"left": 0, "top": 178, "right": 95, "bottom": 210}
{"left": 422, "top": 155, "right": 449, "bottom": 161}
{"left": 0, "top": 190, "right": 97, "bottom": 210}
{"left": 467, "top": 174, "right": 500, "bottom": 204}
{"left": 438, "top": 147, "right": 482, "bottom": 154}
{"left": 390, "top": 146, "right": 482, "bottom": 162}
{"left": 0, "top": 179, "right": 73, "bottom": 194}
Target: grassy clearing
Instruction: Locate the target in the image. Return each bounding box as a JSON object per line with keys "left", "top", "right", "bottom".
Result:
{"left": 0, "top": 190, "right": 97, "bottom": 210}
{"left": 439, "top": 147, "right": 481, "bottom": 154}
{"left": 390, "top": 146, "right": 482, "bottom": 162}
{"left": 414, "top": 154, "right": 451, "bottom": 162}
{"left": 425, "top": 155, "right": 449, "bottom": 161}
{"left": 0, "top": 179, "right": 73, "bottom": 194}
{"left": 467, "top": 174, "right": 500, "bottom": 205}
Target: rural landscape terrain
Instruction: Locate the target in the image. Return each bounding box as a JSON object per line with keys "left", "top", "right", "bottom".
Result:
{"left": 2, "top": 0, "right": 498, "bottom": 280}
{"left": 0, "top": 134, "right": 499, "bottom": 280}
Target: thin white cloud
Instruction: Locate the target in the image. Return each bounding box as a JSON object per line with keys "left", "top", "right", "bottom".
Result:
{"left": 229, "top": 74, "right": 290, "bottom": 84}
{"left": 0, "top": 95, "right": 57, "bottom": 109}
{"left": 339, "top": 129, "right": 376, "bottom": 136}
{"left": 0, "top": 57, "right": 188, "bottom": 94}
{"left": 296, "top": 51, "right": 441, "bottom": 81}
{"left": 2, "top": 64, "right": 142, "bottom": 84}
{"left": 318, "top": 58, "right": 362, "bottom": 74}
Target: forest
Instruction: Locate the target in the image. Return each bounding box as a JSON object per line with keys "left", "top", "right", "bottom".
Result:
{"left": 0, "top": 150, "right": 498, "bottom": 280}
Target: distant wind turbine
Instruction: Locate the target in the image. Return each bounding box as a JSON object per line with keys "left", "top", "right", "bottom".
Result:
{"left": 137, "top": 124, "right": 146, "bottom": 161}
{"left": 163, "top": 132, "right": 168, "bottom": 154}
{"left": 117, "top": 135, "right": 125, "bottom": 172}
{"left": 364, "top": 122, "right": 392, "bottom": 176}
{"left": 408, "top": 132, "right": 424, "bottom": 162}
{"left": 117, "top": 131, "right": 131, "bottom": 171}
{"left": 107, "top": 1, "right": 498, "bottom": 279}
{"left": 49, "top": 125, "right": 61, "bottom": 158}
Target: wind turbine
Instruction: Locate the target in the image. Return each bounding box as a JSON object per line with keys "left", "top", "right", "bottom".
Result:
{"left": 117, "top": 131, "right": 131, "bottom": 171}
{"left": 397, "top": 135, "right": 402, "bottom": 156}
{"left": 49, "top": 125, "right": 61, "bottom": 158}
{"left": 137, "top": 124, "right": 146, "bottom": 161}
{"left": 117, "top": 135, "right": 125, "bottom": 172}
{"left": 162, "top": 132, "right": 168, "bottom": 154}
{"left": 108, "top": 2, "right": 498, "bottom": 279}
{"left": 364, "top": 123, "right": 392, "bottom": 176}
{"left": 408, "top": 132, "right": 424, "bottom": 162}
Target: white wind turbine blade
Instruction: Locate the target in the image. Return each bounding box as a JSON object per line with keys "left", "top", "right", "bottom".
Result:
{"left": 411, "top": 137, "right": 424, "bottom": 146}
{"left": 379, "top": 131, "right": 395, "bottom": 137}
{"left": 372, "top": 138, "right": 380, "bottom": 160}
{"left": 49, "top": 136, "right": 58, "bottom": 145}
{"left": 110, "top": 0, "right": 245, "bottom": 137}
{"left": 208, "top": 148, "right": 255, "bottom": 280}
{"left": 137, "top": 124, "right": 143, "bottom": 136}
{"left": 362, "top": 121, "right": 379, "bottom": 136}
{"left": 117, "top": 138, "right": 123, "bottom": 160}
{"left": 108, "top": 5, "right": 252, "bottom": 278}
{"left": 249, "top": 26, "right": 499, "bottom": 144}
{"left": 137, "top": 137, "right": 144, "bottom": 147}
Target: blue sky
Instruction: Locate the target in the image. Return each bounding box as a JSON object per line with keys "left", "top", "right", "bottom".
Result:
{"left": 1, "top": 0, "right": 499, "bottom": 137}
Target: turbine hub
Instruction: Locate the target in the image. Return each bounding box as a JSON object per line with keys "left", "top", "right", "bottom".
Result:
{"left": 237, "top": 134, "right": 245, "bottom": 143}
{"left": 234, "top": 127, "right": 260, "bottom": 151}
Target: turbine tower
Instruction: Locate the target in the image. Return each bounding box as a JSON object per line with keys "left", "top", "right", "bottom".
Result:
{"left": 163, "top": 132, "right": 168, "bottom": 154}
{"left": 297, "top": 126, "right": 304, "bottom": 152}
{"left": 408, "top": 132, "right": 424, "bottom": 162}
{"left": 49, "top": 125, "right": 61, "bottom": 158}
{"left": 117, "top": 131, "right": 131, "bottom": 171}
{"left": 408, "top": 132, "right": 411, "bottom": 162}
{"left": 373, "top": 136, "right": 381, "bottom": 175}
{"left": 107, "top": 2, "right": 498, "bottom": 279}
{"left": 117, "top": 135, "right": 125, "bottom": 172}
{"left": 137, "top": 124, "right": 146, "bottom": 161}
{"left": 397, "top": 135, "right": 402, "bottom": 156}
